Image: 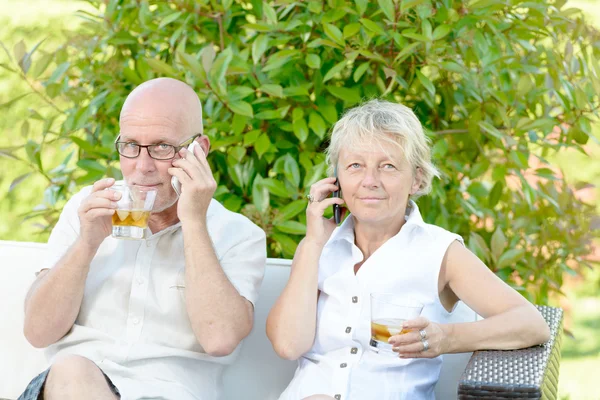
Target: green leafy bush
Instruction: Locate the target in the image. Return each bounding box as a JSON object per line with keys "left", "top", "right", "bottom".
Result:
{"left": 2, "top": 0, "right": 599, "bottom": 303}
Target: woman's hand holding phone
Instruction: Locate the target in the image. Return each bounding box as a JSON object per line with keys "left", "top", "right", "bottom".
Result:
{"left": 305, "top": 177, "right": 345, "bottom": 247}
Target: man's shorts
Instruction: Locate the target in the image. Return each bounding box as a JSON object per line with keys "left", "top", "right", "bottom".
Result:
{"left": 18, "top": 365, "right": 120, "bottom": 400}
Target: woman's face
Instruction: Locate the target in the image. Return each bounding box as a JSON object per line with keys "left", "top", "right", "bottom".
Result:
{"left": 337, "top": 141, "right": 421, "bottom": 226}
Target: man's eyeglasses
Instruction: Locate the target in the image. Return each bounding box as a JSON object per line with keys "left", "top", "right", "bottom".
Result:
{"left": 115, "top": 133, "right": 202, "bottom": 160}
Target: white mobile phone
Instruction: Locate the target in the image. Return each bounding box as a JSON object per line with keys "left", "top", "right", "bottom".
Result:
{"left": 171, "top": 141, "right": 201, "bottom": 196}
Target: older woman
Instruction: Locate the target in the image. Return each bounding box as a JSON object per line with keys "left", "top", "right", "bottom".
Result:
{"left": 266, "top": 100, "right": 550, "bottom": 400}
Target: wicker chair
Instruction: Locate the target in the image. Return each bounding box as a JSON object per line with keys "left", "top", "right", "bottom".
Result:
{"left": 458, "top": 305, "right": 563, "bottom": 400}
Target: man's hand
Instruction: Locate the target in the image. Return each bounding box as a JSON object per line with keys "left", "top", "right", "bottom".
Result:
{"left": 77, "top": 178, "right": 120, "bottom": 249}
{"left": 169, "top": 145, "right": 216, "bottom": 224}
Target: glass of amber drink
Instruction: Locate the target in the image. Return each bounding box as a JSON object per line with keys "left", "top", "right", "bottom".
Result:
{"left": 369, "top": 293, "right": 423, "bottom": 356}
{"left": 110, "top": 184, "right": 157, "bottom": 240}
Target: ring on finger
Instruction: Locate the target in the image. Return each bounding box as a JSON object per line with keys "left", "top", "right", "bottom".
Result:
{"left": 307, "top": 194, "right": 319, "bottom": 204}
{"left": 419, "top": 329, "right": 427, "bottom": 340}
{"left": 421, "top": 339, "right": 429, "bottom": 352}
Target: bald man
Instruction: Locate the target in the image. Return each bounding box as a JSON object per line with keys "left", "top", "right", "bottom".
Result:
{"left": 19, "top": 78, "right": 267, "bottom": 400}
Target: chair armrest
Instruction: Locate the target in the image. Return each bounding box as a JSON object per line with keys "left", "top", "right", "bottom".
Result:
{"left": 458, "top": 305, "right": 563, "bottom": 399}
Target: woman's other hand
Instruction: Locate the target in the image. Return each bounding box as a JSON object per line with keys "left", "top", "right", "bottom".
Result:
{"left": 388, "top": 317, "right": 450, "bottom": 359}
{"left": 305, "top": 177, "right": 345, "bottom": 247}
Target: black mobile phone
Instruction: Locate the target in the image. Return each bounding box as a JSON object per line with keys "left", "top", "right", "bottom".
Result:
{"left": 333, "top": 166, "right": 342, "bottom": 224}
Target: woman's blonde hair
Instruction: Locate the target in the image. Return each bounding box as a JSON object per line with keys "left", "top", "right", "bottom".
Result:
{"left": 325, "top": 99, "right": 439, "bottom": 198}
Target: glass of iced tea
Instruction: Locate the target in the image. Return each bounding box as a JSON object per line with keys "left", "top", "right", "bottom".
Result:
{"left": 110, "top": 184, "right": 157, "bottom": 240}
{"left": 369, "top": 293, "right": 423, "bottom": 356}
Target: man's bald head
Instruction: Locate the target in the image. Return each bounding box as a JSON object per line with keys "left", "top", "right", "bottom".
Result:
{"left": 120, "top": 78, "right": 203, "bottom": 140}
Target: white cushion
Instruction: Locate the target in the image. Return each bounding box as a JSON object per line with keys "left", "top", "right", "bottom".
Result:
{"left": 0, "top": 240, "right": 475, "bottom": 400}
{"left": 0, "top": 241, "right": 50, "bottom": 399}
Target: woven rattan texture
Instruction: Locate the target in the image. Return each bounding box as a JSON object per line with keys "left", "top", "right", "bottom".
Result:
{"left": 458, "top": 306, "right": 563, "bottom": 400}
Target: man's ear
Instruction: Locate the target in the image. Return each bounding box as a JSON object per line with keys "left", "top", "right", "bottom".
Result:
{"left": 410, "top": 167, "right": 423, "bottom": 195}
{"left": 198, "top": 134, "right": 210, "bottom": 155}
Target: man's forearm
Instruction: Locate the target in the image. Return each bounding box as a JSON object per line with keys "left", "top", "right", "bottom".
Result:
{"left": 182, "top": 223, "right": 253, "bottom": 356}
{"left": 23, "top": 239, "right": 96, "bottom": 348}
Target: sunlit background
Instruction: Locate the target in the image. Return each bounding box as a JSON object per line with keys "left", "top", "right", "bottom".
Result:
{"left": 1, "top": 0, "right": 598, "bottom": 398}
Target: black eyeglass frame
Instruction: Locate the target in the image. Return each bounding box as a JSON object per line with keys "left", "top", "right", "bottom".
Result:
{"left": 114, "top": 133, "right": 203, "bottom": 160}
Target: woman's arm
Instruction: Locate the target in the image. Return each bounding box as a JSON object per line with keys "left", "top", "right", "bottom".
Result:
{"left": 266, "top": 239, "right": 323, "bottom": 360}
{"left": 391, "top": 241, "right": 550, "bottom": 357}
{"left": 441, "top": 241, "right": 550, "bottom": 353}
{"left": 266, "top": 176, "right": 345, "bottom": 360}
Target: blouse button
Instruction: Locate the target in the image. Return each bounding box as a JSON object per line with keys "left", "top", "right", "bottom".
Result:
{"left": 340, "top": 363, "right": 347, "bottom": 368}
{"left": 352, "top": 296, "right": 358, "bottom": 303}
{"left": 345, "top": 326, "right": 352, "bottom": 333}
{"left": 351, "top": 347, "right": 358, "bottom": 354}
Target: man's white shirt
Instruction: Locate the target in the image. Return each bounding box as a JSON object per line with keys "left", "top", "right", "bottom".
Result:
{"left": 42, "top": 184, "right": 267, "bottom": 400}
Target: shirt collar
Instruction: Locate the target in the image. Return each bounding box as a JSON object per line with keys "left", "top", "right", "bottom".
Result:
{"left": 326, "top": 200, "right": 425, "bottom": 246}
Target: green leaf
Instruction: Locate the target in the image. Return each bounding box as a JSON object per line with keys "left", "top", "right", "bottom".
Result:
{"left": 360, "top": 18, "right": 385, "bottom": 35}
{"left": 479, "top": 121, "right": 505, "bottom": 140}
{"left": 275, "top": 200, "right": 307, "bottom": 222}
{"left": 343, "top": 23, "right": 362, "bottom": 39}
{"left": 488, "top": 181, "right": 503, "bottom": 208}
{"left": 262, "top": 1, "right": 278, "bottom": 24}
{"left": 353, "top": 62, "right": 370, "bottom": 82}
{"left": 252, "top": 34, "right": 269, "bottom": 65}
{"left": 491, "top": 228, "right": 507, "bottom": 261}
{"left": 262, "top": 178, "right": 290, "bottom": 197}
{"left": 284, "top": 155, "right": 301, "bottom": 187}
{"left": 255, "top": 105, "right": 290, "bottom": 120}
{"left": 432, "top": 24, "right": 452, "bottom": 40}
{"left": 201, "top": 45, "right": 216, "bottom": 73}
{"left": 293, "top": 117, "right": 309, "bottom": 143}
{"left": 378, "top": 0, "right": 395, "bottom": 20}
{"left": 77, "top": 159, "right": 105, "bottom": 173}
{"left": 306, "top": 53, "right": 321, "bottom": 69}
{"left": 252, "top": 176, "right": 270, "bottom": 213}
{"left": 228, "top": 100, "right": 254, "bottom": 117}
{"left": 275, "top": 221, "right": 307, "bottom": 235}
{"left": 9, "top": 173, "right": 32, "bottom": 192}
{"left": 355, "top": 0, "right": 369, "bottom": 15}
{"left": 255, "top": 133, "right": 272, "bottom": 158}
{"left": 259, "top": 84, "right": 284, "bottom": 98}
{"left": 393, "top": 42, "right": 420, "bottom": 64}
{"left": 401, "top": 0, "right": 426, "bottom": 13}
{"left": 271, "top": 233, "right": 298, "bottom": 257}
{"left": 497, "top": 248, "right": 526, "bottom": 269}
{"left": 323, "top": 59, "right": 348, "bottom": 83}
{"left": 177, "top": 51, "right": 207, "bottom": 82}
{"left": 13, "top": 40, "right": 26, "bottom": 63}
{"left": 468, "top": 232, "right": 491, "bottom": 263}
{"left": 21, "top": 120, "right": 30, "bottom": 138}
{"left": 209, "top": 47, "right": 233, "bottom": 91}
{"left": 46, "top": 62, "right": 70, "bottom": 85}
{"left": 416, "top": 70, "right": 435, "bottom": 95}
{"left": 326, "top": 85, "right": 361, "bottom": 105}
{"left": 304, "top": 162, "right": 327, "bottom": 187}
{"left": 309, "top": 112, "right": 327, "bottom": 139}
{"left": 20, "top": 38, "right": 46, "bottom": 74}
{"left": 323, "top": 23, "right": 345, "bottom": 47}
{"left": 145, "top": 58, "right": 178, "bottom": 78}
{"left": 158, "top": 11, "right": 182, "bottom": 28}
{"left": 439, "top": 61, "right": 463, "bottom": 73}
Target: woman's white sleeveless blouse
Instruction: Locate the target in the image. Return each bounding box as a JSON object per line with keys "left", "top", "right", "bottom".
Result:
{"left": 279, "top": 202, "right": 464, "bottom": 400}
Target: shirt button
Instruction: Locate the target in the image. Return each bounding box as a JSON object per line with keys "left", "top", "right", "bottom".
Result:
{"left": 345, "top": 326, "right": 352, "bottom": 333}
{"left": 137, "top": 278, "right": 144, "bottom": 285}
{"left": 334, "top": 395, "right": 341, "bottom": 400}
{"left": 132, "top": 317, "right": 140, "bottom": 325}
{"left": 352, "top": 296, "right": 358, "bottom": 303}
{"left": 340, "top": 362, "right": 347, "bottom": 368}
{"left": 351, "top": 347, "right": 358, "bottom": 354}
